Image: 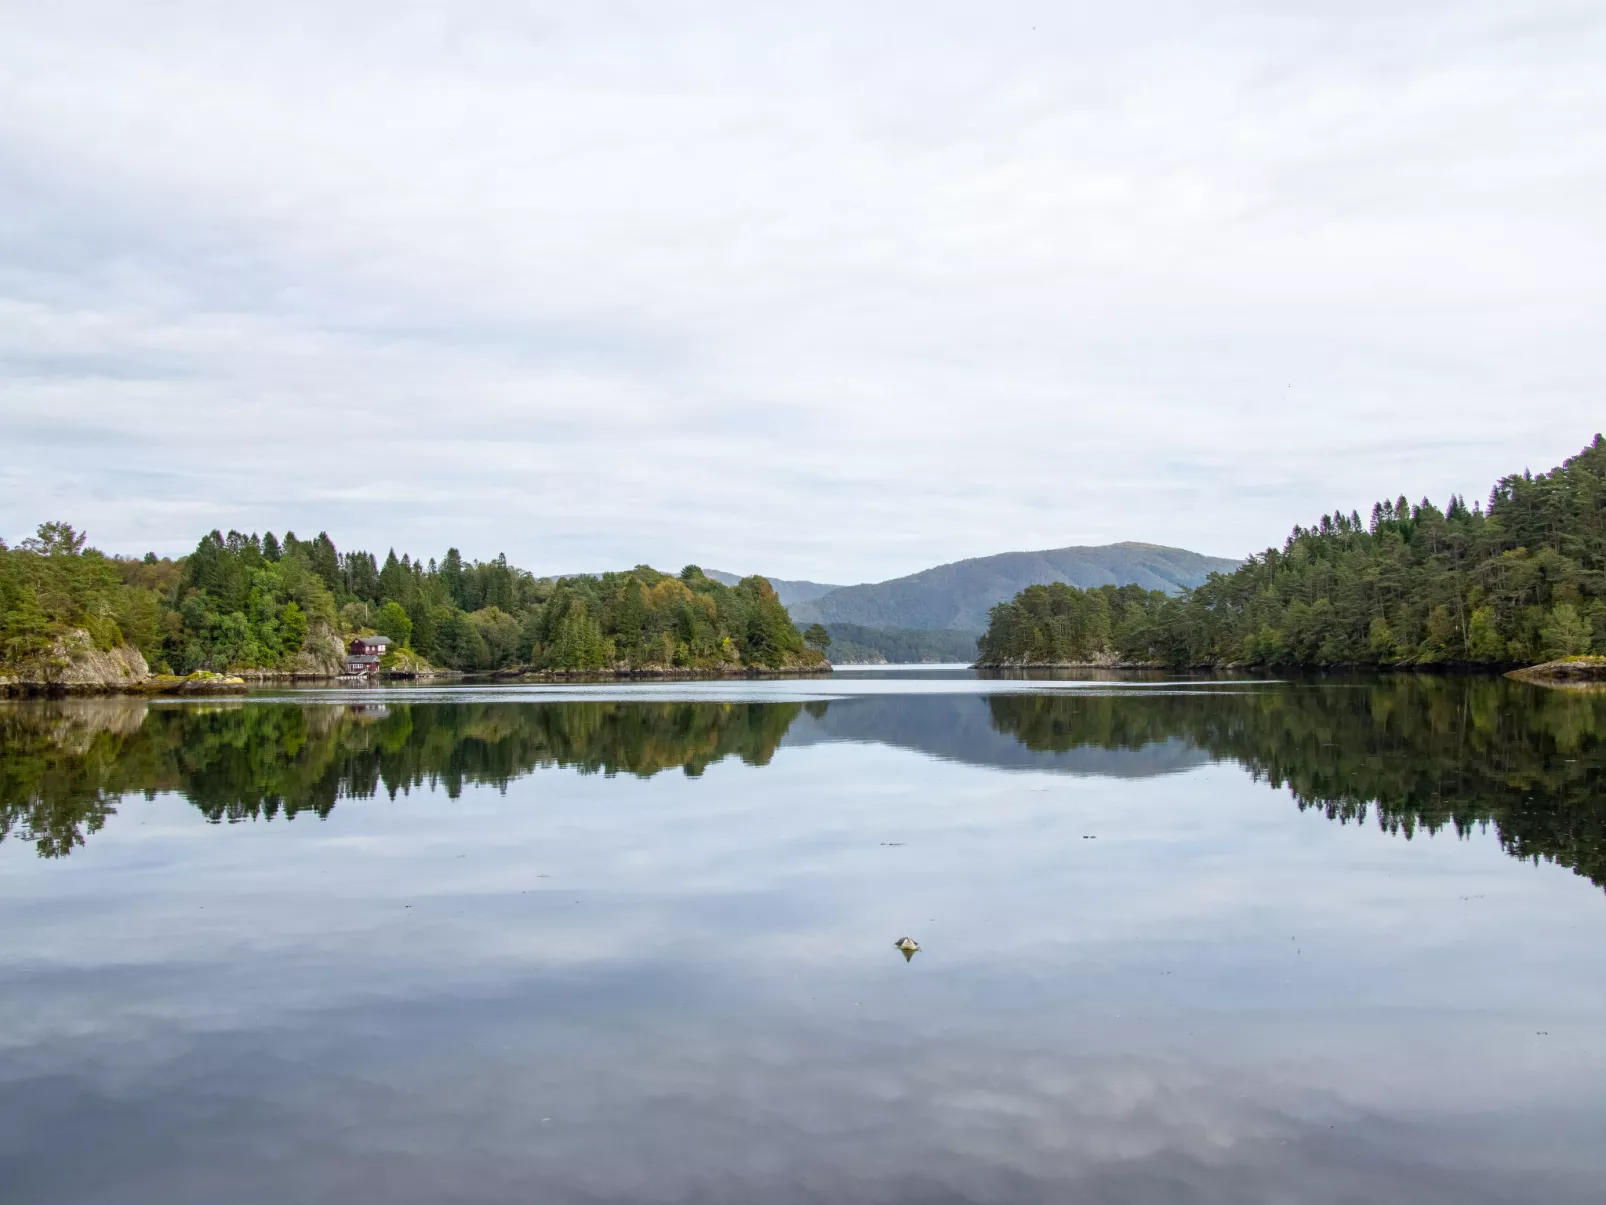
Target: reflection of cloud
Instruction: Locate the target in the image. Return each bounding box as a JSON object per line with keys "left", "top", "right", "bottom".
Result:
{"left": 3, "top": 4, "right": 1605, "bottom": 576}
{"left": 4, "top": 997, "right": 1600, "bottom": 1203}
{"left": 4, "top": 725, "right": 1606, "bottom": 1199}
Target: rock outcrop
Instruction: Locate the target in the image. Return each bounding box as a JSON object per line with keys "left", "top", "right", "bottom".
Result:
{"left": 1507, "top": 657, "right": 1606, "bottom": 688}
{"left": 0, "top": 630, "right": 251, "bottom": 695}
{"left": 0, "top": 629, "right": 149, "bottom": 693}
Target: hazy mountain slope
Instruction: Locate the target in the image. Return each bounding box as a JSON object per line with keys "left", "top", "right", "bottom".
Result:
{"left": 822, "top": 624, "right": 982, "bottom": 665}
{"left": 706, "top": 570, "right": 843, "bottom": 607}
{"left": 788, "top": 542, "right": 1241, "bottom": 631}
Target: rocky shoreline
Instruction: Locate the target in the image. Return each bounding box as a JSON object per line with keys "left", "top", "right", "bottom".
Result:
{"left": 3, "top": 669, "right": 252, "bottom": 697}
{"left": 2, "top": 630, "right": 833, "bottom": 696}
{"left": 1506, "top": 657, "right": 1606, "bottom": 687}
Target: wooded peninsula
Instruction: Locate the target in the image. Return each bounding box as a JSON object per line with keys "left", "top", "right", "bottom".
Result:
{"left": 0, "top": 526, "right": 826, "bottom": 690}
{"left": 977, "top": 435, "right": 1606, "bottom": 670}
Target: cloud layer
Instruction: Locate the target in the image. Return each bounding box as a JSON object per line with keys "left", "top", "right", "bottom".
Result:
{"left": 2, "top": 1, "right": 1603, "bottom": 579}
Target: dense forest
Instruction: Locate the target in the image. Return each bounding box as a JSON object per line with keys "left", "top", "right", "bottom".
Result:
{"left": 6, "top": 679, "right": 1603, "bottom": 895}
{"left": 975, "top": 583, "right": 1170, "bottom": 665}
{"left": 978, "top": 435, "right": 1606, "bottom": 668}
{"left": 0, "top": 524, "right": 823, "bottom": 678}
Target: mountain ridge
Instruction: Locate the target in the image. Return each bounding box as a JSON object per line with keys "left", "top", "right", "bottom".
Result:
{"left": 704, "top": 570, "right": 843, "bottom": 608}
{"left": 788, "top": 542, "right": 1241, "bottom": 631}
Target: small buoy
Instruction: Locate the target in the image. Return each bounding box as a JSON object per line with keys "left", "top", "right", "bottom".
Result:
{"left": 894, "top": 936, "right": 920, "bottom": 961}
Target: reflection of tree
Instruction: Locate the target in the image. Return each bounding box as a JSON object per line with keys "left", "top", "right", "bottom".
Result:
{"left": 1, "top": 699, "right": 801, "bottom": 856}
{"left": 8, "top": 681, "right": 1605, "bottom": 894}
{"left": 990, "top": 678, "right": 1606, "bottom": 891}
{"left": 0, "top": 699, "right": 156, "bottom": 857}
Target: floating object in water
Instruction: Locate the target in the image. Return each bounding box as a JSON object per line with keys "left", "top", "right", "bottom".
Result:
{"left": 894, "top": 936, "right": 920, "bottom": 961}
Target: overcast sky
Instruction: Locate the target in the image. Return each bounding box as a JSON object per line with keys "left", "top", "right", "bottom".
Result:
{"left": 1, "top": 1, "right": 1602, "bottom": 582}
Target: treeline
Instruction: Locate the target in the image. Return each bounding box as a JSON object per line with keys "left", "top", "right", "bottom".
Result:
{"left": 978, "top": 434, "right": 1606, "bottom": 667}
{"left": 1, "top": 522, "right": 164, "bottom": 671}
{"left": 0, "top": 523, "right": 823, "bottom": 677}
{"left": 822, "top": 623, "right": 981, "bottom": 664}
{"left": 976, "top": 583, "right": 1168, "bottom": 665}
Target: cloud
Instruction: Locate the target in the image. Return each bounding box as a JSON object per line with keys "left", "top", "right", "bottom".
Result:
{"left": 1, "top": 1, "right": 1603, "bottom": 578}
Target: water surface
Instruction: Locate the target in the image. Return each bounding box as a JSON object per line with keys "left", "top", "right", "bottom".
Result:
{"left": 2, "top": 671, "right": 1604, "bottom": 1203}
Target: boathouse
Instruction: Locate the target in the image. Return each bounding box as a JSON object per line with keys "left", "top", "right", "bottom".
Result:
{"left": 346, "top": 634, "right": 391, "bottom": 675}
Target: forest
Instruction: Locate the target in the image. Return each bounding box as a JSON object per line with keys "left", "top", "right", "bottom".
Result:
{"left": 978, "top": 434, "right": 1606, "bottom": 668}
{"left": 0, "top": 523, "right": 822, "bottom": 678}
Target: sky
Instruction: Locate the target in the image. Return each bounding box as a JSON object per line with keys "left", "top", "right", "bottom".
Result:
{"left": 1, "top": 1, "right": 1603, "bottom": 583}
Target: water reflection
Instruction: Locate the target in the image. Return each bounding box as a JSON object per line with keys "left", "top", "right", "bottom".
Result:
{"left": 784, "top": 693, "right": 1210, "bottom": 777}
{"left": 991, "top": 678, "right": 1606, "bottom": 891}
{"left": 5, "top": 677, "right": 1606, "bottom": 1204}
{"left": 0, "top": 698, "right": 800, "bottom": 856}
{"left": 3, "top": 678, "right": 1604, "bottom": 892}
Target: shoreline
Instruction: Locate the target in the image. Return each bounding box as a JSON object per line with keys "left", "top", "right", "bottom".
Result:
{"left": 1505, "top": 657, "right": 1606, "bottom": 686}
{"left": 3, "top": 662, "right": 833, "bottom": 697}
{"left": 974, "top": 660, "right": 1551, "bottom": 674}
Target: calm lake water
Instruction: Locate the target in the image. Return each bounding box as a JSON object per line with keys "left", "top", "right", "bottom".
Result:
{"left": 3, "top": 669, "right": 1604, "bottom": 1204}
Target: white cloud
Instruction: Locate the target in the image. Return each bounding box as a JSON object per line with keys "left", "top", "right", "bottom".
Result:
{"left": 1, "top": 1, "right": 1603, "bottom": 578}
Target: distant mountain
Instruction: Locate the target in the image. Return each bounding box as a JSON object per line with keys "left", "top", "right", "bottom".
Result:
{"left": 782, "top": 695, "right": 1210, "bottom": 779}
{"left": 823, "top": 623, "right": 982, "bottom": 665}
{"left": 788, "top": 542, "right": 1241, "bottom": 632}
{"left": 706, "top": 570, "right": 843, "bottom": 608}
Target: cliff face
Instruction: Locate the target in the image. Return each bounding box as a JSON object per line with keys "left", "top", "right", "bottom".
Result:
{"left": 292, "top": 620, "right": 346, "bottom": 675}
{"left": 0, "top": 629, "right": 150, "bottom": 692}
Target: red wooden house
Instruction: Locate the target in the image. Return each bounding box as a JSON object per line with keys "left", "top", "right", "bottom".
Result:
{"left": 346, "top": 634, "right": 391, "bottom": 676}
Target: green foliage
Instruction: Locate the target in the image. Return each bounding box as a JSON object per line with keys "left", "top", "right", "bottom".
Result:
{"left": 280, "top": 602, "right": 308, "bottom": 652}
{"left": 373, "top": 601, "right": 412, "bottom": 648}
{"left": 1541, "top": 603, "right": 1591, "bottom": 658}
{"left": 505, "top": 566, "right": 819, "bottom": 673}
{"left": 172, "top": 530, "right": 339, "bottom": 672}
{"left": 977, "top": 435, "right": 1606, "bottom": 668}
{"left": 20, "top": 521, "right": 88, "bottom": 556}
{"left": 0, "top": 523, "right": 143, "bottom": 666}
{"left": 976, "top": 582, "right": 1167, "bottom": 664}
{"left": 435, "top": 608, "right": 488, "bottom": 670}
{"left": 803, "top": 623, "right": 831, "bottom": 651}
{"left": 339, "top": 601, "right": 370, "bottom": 631}
{"left": 2, "top": 524, "right": 824, "bottom": 678}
